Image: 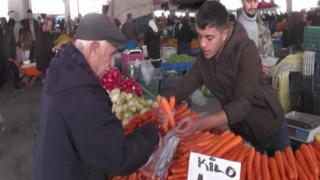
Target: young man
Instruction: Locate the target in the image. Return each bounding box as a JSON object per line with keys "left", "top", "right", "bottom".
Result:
{"left": 159, "top": 1, "right": 290, "bottom": 156}
{"left": 238, "top": 0, "right": 274, "bottom": 56}
{"left": 26, "top": 9, "right": 40, "bottom": 61}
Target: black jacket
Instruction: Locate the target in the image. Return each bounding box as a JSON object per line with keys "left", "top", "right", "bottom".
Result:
{"left": 144, "top": 27, "right": 160, "bottom": 59}
{"left": 31, "top": 18, "right": 40, "bottom": 36}
{"left": 32, "top": 44, "right": 159, "bottom": 180}
{"left": 2, "top": 25, "right": 16, "bottom": 60}
{"left": 35, "top": 29, "right": 54, "bottom": 71}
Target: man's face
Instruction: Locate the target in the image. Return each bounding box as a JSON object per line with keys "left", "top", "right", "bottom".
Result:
{"left": 43, "top": 21, "right": 52, "bottom": 32}
{"left": 27, "top": 13, "right": 33, "bottom": 20}
{"left": 88, "top": 42, "right": 116, "bottom": 79}
{"left": 242, "top": 0, "right": 259, "bottom": 17}
{"left": 0, "top": 20, "right": 5, "bottom": 27}
{"left": 196, "top": 26, "right": 229, "bottom": 60}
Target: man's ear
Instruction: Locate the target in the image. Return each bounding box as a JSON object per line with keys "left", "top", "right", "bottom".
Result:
{"left": 89, "top": 41, "right": 100, "bottom": 57}
{"left": 222, "top": 28, "right": 229, "bottom": 42}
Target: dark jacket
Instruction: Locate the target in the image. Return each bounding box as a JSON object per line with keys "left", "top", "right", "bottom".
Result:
{"left": 32, "top": 44, "right": 159, "bottom": 180}
{"left": 174, "top": 22, "right": 284, "bottom": 143}
{"left": 177, "top": 22, "right": 193, "bottom": 55}
{"left": 144, "top": 27, "right": 160, "bottom": 59}
{"left": 35, "top": 29, "right": 54, "bottom": 72}
{"left": 121, "top": 21, "right": 139, "bottom": 42}
{"left": 2, "top": 25, "right": 16, "bottom": 60}
{"left": 31, "top": 18, "right": 40, "bottom": 38}
{"left": 0, "top": 26, "right": 7, "bottom": 87}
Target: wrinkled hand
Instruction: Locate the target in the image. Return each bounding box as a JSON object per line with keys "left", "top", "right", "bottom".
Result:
{"left": 174, "top": 116, "right": 202, "bottom": 139}
{"left": 158, "top": 109, "right": 175, "bottom": 128}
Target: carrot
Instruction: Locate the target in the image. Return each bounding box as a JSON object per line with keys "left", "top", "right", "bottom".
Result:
{"left": 261, "top": 154, "right": 270, "bottom": 180}
{"left": 235, "top": 144, "right": 248, "bottom": 163}
{"left": 269, "top": 157, "right": 281, "bottom": 180}
{"left": 169, "top": 96, "right": 175, "bottom": 109}
{"left": 251, "top": 167, "right": 256, "bottom": 180}
{"left": 195, "top": 135, "right": 215, "bottom": 147}
{"left": 240, "top": 159, "right": 247, "bottom": 180}
{"left": 167, "top": 173, "right": 187, "bottom": 179}
{"left": 220, "top": 130, "right": 231, "bottom": 137}
{"left": 162, "top": 122, "right": 168, "bottom": 133}
{"left": 275, "top": 151, "right": 288, "bottom": 180}
{"left": 253, "top": 152, "right": 262, "bottom": 180}
{"left": 285, "top": 147, "right": 298, "bottom": 180}
{"left": 315, "top": 142, "right": 320, "bottom": 151}
{"left": 314, "top": 147, "right": 320, "bottom": 161}
{"left": 308, "top": 144, "right": 319, "bottom": 175}
{"left": 225, "top": 143, "right": 243, "bottom": 161}
{"left": 247, "top": 146, "right": 256, "bottom": 180}
{"left": 281, "top": 152, "right": 294, "bottom": 180}
{"left": 190, "top": 113, "right": 199, "bottom": 118}
{"left": 295, "top": 159, "right": 309, "bottom": 180}
{"left": 160, "top": 97, "right": 175, "bottom": 128}
{"left": 175, "top": 103, "right": 188, "bottom": 116}
{"left": 207, "top": 133, "right": 235, "bottom": 156}
{"left": 300, "top": 144, "right": 318, "bottom": 176}
{"left": 171, "top": 167, "right": 188, "bottom": 174}
{"left": 295, "top": 149, "right": 313, "bottom": 180}
{"left": 212, "top": 136, "right": 243, "bottom": 158}
{"left": 175, "top": 109, "right": 191, "bottom": 120}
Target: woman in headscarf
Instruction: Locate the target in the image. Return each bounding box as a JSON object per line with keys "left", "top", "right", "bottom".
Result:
{"left": 144, "top": 19, "right": 160, "bottom": 59}
{"left": 177, "top": 18, "right": 193, "bottom": 55}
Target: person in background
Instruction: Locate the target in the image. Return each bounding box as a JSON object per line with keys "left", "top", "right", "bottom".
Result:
{"left": 8, "top": 18, "right": 15, "bottom": 29}
{"left": 36, "top": 18, "right": 56, "bottom": 84}
{"left": 19, "top": 19, "right": 32, "bottom": 60}
{"left": 282, "top": 12, "right": 306, "bottom": 48}
{"left": 26, "top": 9, "right": 40, "bottom": 61}
{"left": 144, "top": 20, "right": 160, "bottom": 59}
{"left": 311, "top": 8, "right": 320, "bottom": 26}
{"left": 172, "top": 17, "right": 182, "bottom": 39}
{"left": 1, "top": 17, "right": 24, "bottom": 91}
{"left": 159, "top": 12, "right": 167, "bottom": 25}
{"left": 159, "top": 1, "right": 289, "bottom": 156}
{"left": 0, "top": 23, "right": 6, "bottom": 92}
{"left": 32, "top": 13, "right": 161, "bottom": 180}
{"left": 238, "top": 0, "right": 274, "bottom": 57}
{"left": 177, "top": 18, "right": 193, "bottom": 55}
{"left": 121, "top": 13, "right": 139, "bottom": 43}
{"left": 18, "top": 19, "right": 25, "bottom": 48}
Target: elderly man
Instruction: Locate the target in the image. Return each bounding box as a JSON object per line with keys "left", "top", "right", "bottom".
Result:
{"left": 32, "top": 14, "right": 160, "bottom": 180}
{"left": 238, "top": 0, "right": 274, "bottom": 57}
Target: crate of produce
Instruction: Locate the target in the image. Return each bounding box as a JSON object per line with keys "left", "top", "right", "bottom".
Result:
{"left": 163, "top": 54, "right": 195, "bottom": 72}
{"left": 140, "top": 79, "right": 159, "bottom": 97}
{"left": 160, "top": 72, "right": 182, "bottom": 90}
{"left": 303, "top": 26, "right": 320, "bottom": 52}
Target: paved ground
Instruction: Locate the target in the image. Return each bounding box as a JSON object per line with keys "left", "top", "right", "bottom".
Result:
{"left": 0, "top": 80, "right": 42, "bottom": 180}
{"left": 0, "top": 79, "right": 221, "bottom": 180}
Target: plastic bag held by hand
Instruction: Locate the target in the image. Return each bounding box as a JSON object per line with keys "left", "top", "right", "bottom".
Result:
{"left": 146, "top": 128, "right": 181, "bottom": 180}
{"left": 141, "top": 60, "right": 155, "bottom": 86}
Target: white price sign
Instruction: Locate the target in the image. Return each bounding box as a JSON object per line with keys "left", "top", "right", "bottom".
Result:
{"left": 187, "top": 152, "right": 241, "bottom": 180}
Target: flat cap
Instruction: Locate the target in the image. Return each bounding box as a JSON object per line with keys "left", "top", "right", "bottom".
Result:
{"left": 74, "top": 13, "right": 126, "bottom": 47}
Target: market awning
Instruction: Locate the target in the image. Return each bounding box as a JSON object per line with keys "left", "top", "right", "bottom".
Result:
{"left": 169, "top": 0, "right": 206, "bottom": 5}
{"left": 258, "top": 1, "right": 280, "bottom": 11}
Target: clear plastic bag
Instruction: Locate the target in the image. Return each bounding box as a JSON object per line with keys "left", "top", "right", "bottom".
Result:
{"left": 146, "top": 129, "right": 180, "bottom": 180}
{"left": 191, "top": 89, "right": 208, "bottom": 106}
{"left": 141, "top": 60, "right": 155, "bottom": 86}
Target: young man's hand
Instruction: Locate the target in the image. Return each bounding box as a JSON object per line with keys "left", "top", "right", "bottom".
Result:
{"left": 174, "top": 116, "right": 202, "bottom": 139}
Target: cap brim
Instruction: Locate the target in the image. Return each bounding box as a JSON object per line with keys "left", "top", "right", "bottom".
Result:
{"left": 108, "top": 39, "right": 125, "bottom": 48}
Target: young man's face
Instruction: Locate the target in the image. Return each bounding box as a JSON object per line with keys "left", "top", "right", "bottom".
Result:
{"left": 242, "top": 0, "right": 259, "bottom": 17}
{"left": 196, "top": 26, "right": 229, "bottom": 60}
{"left": 27, "top": 13, "right": 33, "bottom": 20}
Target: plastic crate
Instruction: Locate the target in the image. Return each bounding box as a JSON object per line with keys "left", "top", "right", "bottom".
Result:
{"left": 140, "top": 80, "right": 159, "bottom": 97}
{"left": 289, "top": 72, "right": 303, "bottom": 94}
{"left": 162, "top": 62, "right": 193, "bottom": 72}
{"left": 314, "top": 94, "right": 320, "bottom": 115}
{"left": 303, "top": 26, "right": 320, "bottom": 52}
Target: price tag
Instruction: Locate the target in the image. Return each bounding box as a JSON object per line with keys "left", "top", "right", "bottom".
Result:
{"left": 187, "top": 152, "right": 241, "bottom": 180}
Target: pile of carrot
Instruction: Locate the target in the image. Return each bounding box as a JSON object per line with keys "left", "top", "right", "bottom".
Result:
{"left": 114, "top": 96, "right": 320, "bottom": 180}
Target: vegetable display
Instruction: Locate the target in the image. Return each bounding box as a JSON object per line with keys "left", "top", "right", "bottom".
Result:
{"left": 101, "top": 68, "right": 143, "bottom": 96}
{"left": 163, "top": 38, "right": 199, "bottom": 49}
{"left": 113, "top": 96, "right": 320, "bottom": 180}
{"left": 109, "top": 88, "right": 158, "bottom": 126}
{"left": 166, "top": 54, "right": 196, "bottom": 63}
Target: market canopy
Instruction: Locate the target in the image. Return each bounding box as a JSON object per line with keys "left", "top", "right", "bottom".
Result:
{"left": 258, "top": 1, "right": 280, "bottom": 11}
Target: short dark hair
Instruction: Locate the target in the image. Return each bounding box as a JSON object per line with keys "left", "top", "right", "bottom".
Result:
{"left": 0, "top": 17, "right": 7, "bottom": 23}
{"left": 196, "top": 1, "right": 228, "bottom": 30}
{"left": 8, "top": 18, "right": 15, "bottom": 27}
{"left": 127, "top": 13, "right": 132, "bottom": 19}
{"left": 27, "top": 9, "right": 33, "bottom": 14}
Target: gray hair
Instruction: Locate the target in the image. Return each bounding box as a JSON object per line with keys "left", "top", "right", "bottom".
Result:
{"left": 75, "top": 39, "right": 109, "bottom": 52}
